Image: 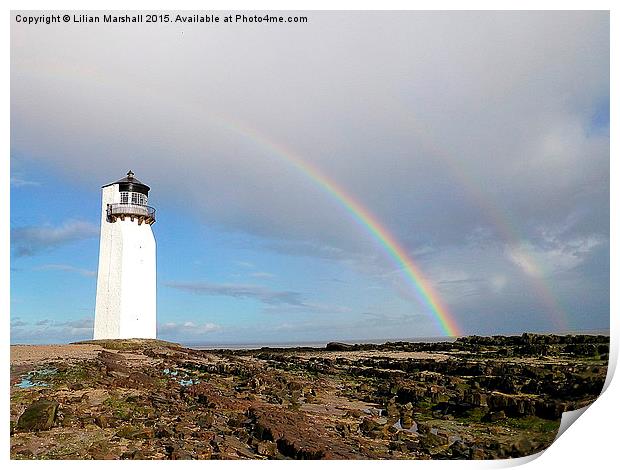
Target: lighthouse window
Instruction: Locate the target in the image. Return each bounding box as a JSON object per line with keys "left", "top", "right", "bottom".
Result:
{"left": 120, "top": 192, "right": 130, "bottom": 204}
{"left": 131, "top": 193, "right": 147, "bottom": 205}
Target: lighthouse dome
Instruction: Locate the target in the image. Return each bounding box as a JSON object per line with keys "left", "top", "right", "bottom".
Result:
{"left": 103, "top": 170, "right": 150, "bottom": 196}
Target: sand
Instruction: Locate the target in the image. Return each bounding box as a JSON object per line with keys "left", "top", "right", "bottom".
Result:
{"left": 10, "top": 344, "right": 104, "bottom": 366}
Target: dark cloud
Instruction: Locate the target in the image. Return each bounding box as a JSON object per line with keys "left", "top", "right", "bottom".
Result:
{"left": 11, "top": 220, "right": 99, "bottom": 257}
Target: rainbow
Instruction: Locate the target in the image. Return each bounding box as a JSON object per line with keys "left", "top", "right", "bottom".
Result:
{"left": 213, "top": 118, "right": 462, "bottom": 337}
{"left": 394, "top": 108, "right": 569, "bottom": 331}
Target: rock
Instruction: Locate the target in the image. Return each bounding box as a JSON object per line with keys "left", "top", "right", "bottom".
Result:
{"left": 94, "top": 415, "right": 111, "bottom": 428}
{"left": 250, "top": 405, "right": 358, "bottom": 459}
{"left": 325, "top": 342, "right": 353, "bottom": 351}
{"left": 487, "top": 411, "right": 506, "bottom": 422}
{"left": 121, "top": 449, "right": 146, "bottom": 459}
{"left": 10, "top": 334, "right": 609, "bottom": 460}
{"left": 471, "top": 446, "right": 486, "bottom": 459}
{"left": 449, "top": 440, "right": 470, "bottom": 458}
{"left": 417, "top": 422, "right": 432, "bottom": 434}
{"left": 196, "top": 413, "right": 215, "bottom": 428}
{"left": 512, "top": 437, "right": 535, "bottom": 456}
{"left": 88, "top": 441, "right": 119, "bottom": 459}
{"left": 227, "top": 412, "right": 246, "bottom": 428}
{"left": 170, "top": 446, "right": 194, "bottom": 460}
{"left": 401, "top": 415, "right": 414, "bottom": 428}
{"left": 155, "top": 425, "right": 174, "bottom": 438}
{"left": 256, "top": 440, "right": 277, "bottom": 457}
{"left": 386, "top": 398, "right": 399, "bottom": 418}
{"left": 16, "top": 400, "right": 58, "bottom": 432}
{"left": 360, "top": 417, "right": 379, "bottom": 433}
{"left": 115, "top": 424, "right": 154, "bottom": 440}
{"left": 420, "top": 432, "right": 447, "bottom": 450}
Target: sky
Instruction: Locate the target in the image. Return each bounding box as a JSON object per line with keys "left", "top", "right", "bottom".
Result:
{"left": 10, "top": 11, "right": 609, "bottom": 345}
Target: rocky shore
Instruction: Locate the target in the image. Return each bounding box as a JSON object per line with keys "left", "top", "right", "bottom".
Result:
{"left": 10, "top": 333, "right": 609, "bottom": 460}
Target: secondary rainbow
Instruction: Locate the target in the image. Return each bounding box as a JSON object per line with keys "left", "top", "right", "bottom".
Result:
{"left": 216, "top": 118, "right": 461, "bottom": 337}
{"left": 395, "top": 107, "right": 568, "bottom": 331}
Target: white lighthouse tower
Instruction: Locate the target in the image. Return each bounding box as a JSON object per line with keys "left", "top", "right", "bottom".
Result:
{"left": 93, "top": 171, "right": 157, "bottom": 339}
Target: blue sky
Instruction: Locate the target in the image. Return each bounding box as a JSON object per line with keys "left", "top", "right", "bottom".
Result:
{"left": 10, "top": 11, "right": 609, "bottom": 344}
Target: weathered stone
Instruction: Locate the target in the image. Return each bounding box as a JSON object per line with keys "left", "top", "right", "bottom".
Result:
{"left": 360, "top": 417, "right": 380, "bottom": 433}
{"left": 420, "top": 432, "right": 448, "bottom": 450}
{"left": 325, "top": 342, "right": 353, "bottom": 351}
{"left": 16, "top": 400, "right": 58, "bottom": 432}
{"left": 115, "top": 424, "right": 154, "bottom": 440}
{"left": 488, "top": 410, "right": 506, "bottom": 422}
{"left": 256, "top": 440, "right": 277, "bottom": 457}
{"left": 10, "top": 335, "right": 609, "bottom": 460}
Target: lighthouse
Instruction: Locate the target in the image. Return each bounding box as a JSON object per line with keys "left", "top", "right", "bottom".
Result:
{"left": 93, "top": 171, "right": 157, "bottom": 339}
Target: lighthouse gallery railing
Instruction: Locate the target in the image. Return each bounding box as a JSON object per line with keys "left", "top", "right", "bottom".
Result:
{"left": 107, "top": 203, "right": 156, "bottom": 223}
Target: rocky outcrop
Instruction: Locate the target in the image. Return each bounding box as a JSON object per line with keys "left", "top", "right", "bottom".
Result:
{"left": 10, "top": 334, "right": 609, "bottom": 460}
{"left": 16, "top": 400, "right": 58, "bottom": 432}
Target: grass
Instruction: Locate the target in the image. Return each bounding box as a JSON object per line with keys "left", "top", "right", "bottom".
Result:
{"left": 505, "top": 416, "right": 560, "bottom": 434}
{"left": 461, "top": 407, "right": 486, "bottom": 423}
{"left": 74, "top": 338, "right": 181, "bottom": 351}
{"left": 103, "top": 394, "right": 151, "bottom": 421}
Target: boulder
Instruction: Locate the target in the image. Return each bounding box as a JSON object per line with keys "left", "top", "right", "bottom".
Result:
{"left": 16, "top": 400, "right": 58, "bottom": 432}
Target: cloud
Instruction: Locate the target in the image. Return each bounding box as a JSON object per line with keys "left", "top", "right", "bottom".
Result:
{"left": 235, "top": 261, "right": 255, "bottom": 268}
{"left": 165, "top": 281, "right": 305, "bottom": 306}
{"left": 10, "top": 12, "right": 608, "bottom": 256}
{"left": 10, "top": 317, "right": 95, "bottom": 344}
{"left": 261, "top": 302, "right": 352, "bottom": 315}
{"left": 167, "top": 278, "right": 352, "bottom": 316}
{"left": 158, "top": 321, "right": 220, "bottom": 336}
{"left": 10, "top": 176, "right": 40, "bottom": 187}
{"left": 249, "top": 271, "right": 275, "bottom": 279}
{"left": 11, "top": 220, "right": 99, "bottom": 257}
{"left": 34, "top": 264, "right": 96, "bottom": 277}
{"left": 56, "top": 318, "right": 94, "bottom": 329}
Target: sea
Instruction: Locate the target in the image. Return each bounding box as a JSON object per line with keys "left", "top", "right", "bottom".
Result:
{"left": 184, "top": 337, "right": 457, "bottom": 350}
{"left": 181, "top": 328, "right": 609, "bottom": 351}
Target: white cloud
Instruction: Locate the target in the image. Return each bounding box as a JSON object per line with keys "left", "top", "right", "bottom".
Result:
{"left": 34, "top": 264, "right": 96, "bottom": 277}
{"left": 249, "top": 271, "right": 275, "bottom": 279}
{"left": 10, "top": 176, "right": 40, "bottom": 187}
{"left": 158, "top": 321, "right": 220, "bottom": 337}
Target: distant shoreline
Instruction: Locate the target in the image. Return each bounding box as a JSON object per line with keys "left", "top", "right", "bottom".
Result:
{"left": 10, "top": 329, "right": 611, "bottom": 349}
{"left": 184, "top": 330, "right": 611, "bottom": 351}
